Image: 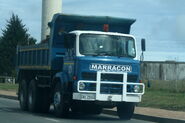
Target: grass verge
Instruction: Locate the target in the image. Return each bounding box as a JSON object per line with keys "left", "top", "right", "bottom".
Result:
{"left": 138, "top": 80, "right": 185, "bottom": 111}
{"left": 0, "top": 83, "right": 18, "bottom": 91}
{"left": 139, "top": 88, "right": 185, "bottom": 111}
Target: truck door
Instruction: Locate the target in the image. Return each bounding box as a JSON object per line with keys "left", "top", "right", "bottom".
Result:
{"left": 63, "top": 34, "right": 76, "bottom": 81}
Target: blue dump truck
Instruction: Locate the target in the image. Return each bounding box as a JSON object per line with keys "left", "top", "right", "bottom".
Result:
{"left": 17, "top": 14, "right": 145, "bottom": 120}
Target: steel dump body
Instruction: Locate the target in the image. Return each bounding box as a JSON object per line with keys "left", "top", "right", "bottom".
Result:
{"left": 17, "top": 14, "right": 135, "bottom": 71}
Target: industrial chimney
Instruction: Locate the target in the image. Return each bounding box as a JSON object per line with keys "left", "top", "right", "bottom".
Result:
{"left": 41, "top": 0, "right": 62, "bottom": 41}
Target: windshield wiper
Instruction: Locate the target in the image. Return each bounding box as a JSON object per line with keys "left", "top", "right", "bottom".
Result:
{"left": 127, "top": 54, "right": 135, "bottom": 58}
{"left": 83, "top": 51, "right": 115, "bottom": 57}
{"left": 98, "top": 53, "right": 112, "bottom": 56}
{"left": 117, "top": 54, "right": 135, "bottom": 58}
{"left": 83, "top": 53, "right": 98, "bottom": 56}
{"left": 95, "top": 51, "right": 114, "bottom": 56}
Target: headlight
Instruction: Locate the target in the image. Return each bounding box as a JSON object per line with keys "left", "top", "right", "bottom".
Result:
{"left": 79, "top": 82, "right": 86, "bottom": 90}
{"left": 133, "top": 85, "right": 140, "bottom": 93}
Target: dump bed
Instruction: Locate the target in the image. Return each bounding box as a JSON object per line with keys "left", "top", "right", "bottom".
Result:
{"left": 17, "top": 14, "right": 135, "bottom": 71}
{"left": 17, "top": 43, "right": 50, "bottom": 70}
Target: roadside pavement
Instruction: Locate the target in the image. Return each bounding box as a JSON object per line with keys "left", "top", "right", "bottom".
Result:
{"left": 103, "top": 107, "right": 185, "bottom": 123}
{"left": 0, "top": 90, "right": 185, "bottom": 123}
{"left": 0, "top": 90, "right": 17, "bottom": 97}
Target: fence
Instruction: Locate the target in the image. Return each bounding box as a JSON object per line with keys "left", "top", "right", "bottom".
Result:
{"left": 141, "top": 61, "right": 185, "bottom": 81}
{"left": 1, "top": 61, "right": 185, "bottom": 83}
{"left": 0, "top": 76, "right": 16, "bottom": 84}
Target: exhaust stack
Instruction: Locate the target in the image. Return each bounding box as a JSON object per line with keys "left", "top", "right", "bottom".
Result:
{"left": 41, "top": 0, "right": 62, "bottom": 41}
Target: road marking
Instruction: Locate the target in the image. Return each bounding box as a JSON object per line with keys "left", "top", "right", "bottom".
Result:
{"left": 45, "top": 118, "right": 60, "bottom": 122}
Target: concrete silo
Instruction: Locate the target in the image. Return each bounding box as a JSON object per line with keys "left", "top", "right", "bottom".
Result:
{"left": 41, "top": 0, "right": 62, "bottom": 41}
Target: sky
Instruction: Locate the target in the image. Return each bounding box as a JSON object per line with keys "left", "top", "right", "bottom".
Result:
{"left": 0, "top": 0, "right": 185, "bottom": 61}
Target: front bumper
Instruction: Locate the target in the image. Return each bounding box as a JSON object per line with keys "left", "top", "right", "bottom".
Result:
{"left": 73, "top": 72, "right": 145, "bottom": 102}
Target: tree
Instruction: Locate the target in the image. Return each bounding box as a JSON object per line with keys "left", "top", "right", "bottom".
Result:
{"left": 0, "top": 14, "right": 37, "bottom": 76}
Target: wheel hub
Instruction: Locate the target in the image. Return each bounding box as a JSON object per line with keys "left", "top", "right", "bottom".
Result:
{"left": 28, "top": 91, "right": 33, "bottom": 105}
{"left": 54, "top": 92, "right": 61, "bottom": 106}
{"left": 20, "top": 91, "right": 24, "bottom": 103}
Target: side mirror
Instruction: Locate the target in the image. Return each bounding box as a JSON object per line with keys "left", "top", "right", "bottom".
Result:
{"left": 64, "top": 34, "right": 76, "bottom": 48}
{"left": 141, "top": 38, "right": 146, "bottom": 51}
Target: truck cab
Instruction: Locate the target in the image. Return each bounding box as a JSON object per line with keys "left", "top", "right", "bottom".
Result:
{"left": 52, "top": 30, "right": 145, "bottom": 119}
{"left": 63, "top": 31, "right": 144, "bottom": 102}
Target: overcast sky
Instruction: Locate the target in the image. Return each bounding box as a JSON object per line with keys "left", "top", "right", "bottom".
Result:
{"left": 0, "top": 0, "right": 185, "bottom": 61}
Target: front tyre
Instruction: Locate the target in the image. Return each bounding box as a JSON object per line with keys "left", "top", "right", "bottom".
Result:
{"left": 117, "top": 102, "right": 135, "bottom": 120}
{"left": 53, "top": 82, "right": 69, "bottom": 117}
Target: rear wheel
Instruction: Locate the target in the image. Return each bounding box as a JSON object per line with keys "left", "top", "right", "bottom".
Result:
{"left": 28, "top": 80, "right": 51, "bottom": 113}
{"left": 117, "top": 102, "right": 135, "bottom": 120}
{"left": 53, "top": 82, "right": 69, "bottom": 117}
{"left": 19, "top": 80, "right": 28, "bottom": 111}
{"left": 28, "top": 80, "right": 40, "bottom": 112}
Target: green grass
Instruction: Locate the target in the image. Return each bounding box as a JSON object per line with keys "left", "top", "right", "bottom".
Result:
{"left": 143, "top": 80, "right": 185, "bottom": 93}
{"left": 0, "top": 83, "right": 18, "bottom": 91}
{"left": 139, "top": 88, "right": 185, "bottom": 111}
{"left": 139, "top": 80, "right": 185, "bottom": 111}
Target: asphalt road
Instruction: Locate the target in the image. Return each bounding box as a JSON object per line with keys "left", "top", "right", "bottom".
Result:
{"left": 0, "top": 97, "right": 156, "bottom": 123}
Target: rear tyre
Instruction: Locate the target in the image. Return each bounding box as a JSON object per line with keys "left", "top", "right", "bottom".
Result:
{"left": 19, "top": 80, "right": 28, "bottom": 111}
{"left": 39, "top": 88, "right": 51, "bottom": 113}
{"left": 53, "top": 82, "right": 69, "bottom": 117}
{"left": 28, "top": 80, "right": 51, "bottom": 113}
{"left": 117, "top": 102, "right": 135, "bottom": 120}
{"left": 28, "top": 80, "right": 40, "bottom": 112}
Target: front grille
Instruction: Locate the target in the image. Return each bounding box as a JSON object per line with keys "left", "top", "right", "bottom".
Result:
{"left": 101, "top": 73, "right": 123, "bottom": 82}
{"left": 100, "top": 84, "right": 122, "bottom": 94}
{"left": 81, "top": 72, "right": 138, "bottom": 82}
{"left": 80, "top": 72, "right": 138, "bottom": 94}
{"left": 127, "top": 75, "right": 138, "bottom": 82}
{"left": 81, "top": 72, "right": 96, "bottom": 81}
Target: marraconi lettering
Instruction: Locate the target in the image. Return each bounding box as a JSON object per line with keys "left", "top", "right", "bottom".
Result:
{"left": 89, "top": 64, "right": 132, "bottom": 72}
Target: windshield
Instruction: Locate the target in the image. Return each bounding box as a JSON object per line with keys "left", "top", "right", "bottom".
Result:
{"left": 79, "top": 34, "right": 136, "bottom": 58}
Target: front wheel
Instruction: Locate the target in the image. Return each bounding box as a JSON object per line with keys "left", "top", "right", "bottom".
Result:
{"left": 53, "top": 82, "right": 69, "bottom": 117}
{"left": 117, "top": 102, "right": 135, "bottom": 120}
